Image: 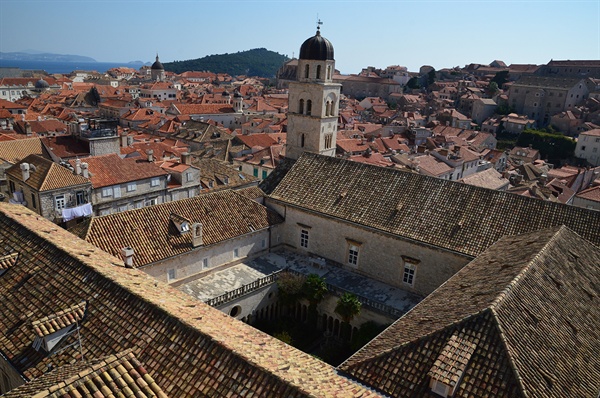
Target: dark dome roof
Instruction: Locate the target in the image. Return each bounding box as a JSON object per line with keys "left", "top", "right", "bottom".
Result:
{"left": 299, "top": 29, "right": 334, "bottom": 61}
{"left": 35, "top": 79, "right": 50, "bottom": 89}
{"left": 233, "top": 91, "right": 243, "bottom": 98}
{"left": 151, "top": 54, "right": 164, "bottom": 70}
{"left": 221, "top": 90, "right": 230, "bottom": 96}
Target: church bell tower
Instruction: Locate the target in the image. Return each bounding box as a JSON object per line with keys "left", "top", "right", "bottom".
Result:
{"left": 286, "top": 25, "right": 340, "bottom": 160}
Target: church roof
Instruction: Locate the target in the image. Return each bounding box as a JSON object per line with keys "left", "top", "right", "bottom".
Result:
{"left": 267, "top": 153, "right": 600, "bottom": 257}
{"left": 299, "top": 29, "right": 334, "bottom": 61}
{"left": 151, "top": 55, "right": 164, "bottom": 70}
{"left": 340, "top": 226, "right": 600, "bottom": 397}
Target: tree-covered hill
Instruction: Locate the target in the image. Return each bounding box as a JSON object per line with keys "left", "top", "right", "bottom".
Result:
{"left": 163, "top": 48, "right": 289, "bottom": 78}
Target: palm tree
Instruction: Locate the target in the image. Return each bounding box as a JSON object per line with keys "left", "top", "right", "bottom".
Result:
{"left": 334, "top": 293, "right": 361, "bottom": 340}
{"left": 302, "top": 274, "right": 328, "bottom": 327}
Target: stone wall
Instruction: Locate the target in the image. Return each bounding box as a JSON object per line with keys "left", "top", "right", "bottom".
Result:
{"left": 267, "top": 201, "right": 471, "bottom": 297}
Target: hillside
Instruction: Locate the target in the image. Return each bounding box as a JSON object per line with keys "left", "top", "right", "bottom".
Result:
{"left": 163, "top": 48, "right": 289, "bottom": 78}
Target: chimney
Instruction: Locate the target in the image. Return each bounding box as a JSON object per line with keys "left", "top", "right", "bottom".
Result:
{"left": 25, "top": 122, "right": 32, "bottom": 135}
{"left": 81, "top": 162, "right": 89, "bottom": 178}
{"left": 127, "top": 136, "right": 134, "bottom": 146}
{"left": 75, "top": 159, "right": 82, "bottom": 175}
{"left": 147, "top": 150, "right": 154, "bottom": 162}
{"left": 20, "top": 163, "right": 30, "bottom": 181}
{"left": 121, "top": 246, "right": 134, "bottom": 268}
{"left": 120, "top": 132, "right": 128, "bottom": 147}
{"left": 192, "top": 223, "right": 203, "bottom": 248}
{"left": 181, "top": 152, "right": 190, "bottom": 165}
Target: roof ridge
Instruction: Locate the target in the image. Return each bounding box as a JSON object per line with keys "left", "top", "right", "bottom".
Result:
{"left": 489, "top": 226, "right": 565, "bottom": 310}
{"left": 342, "top": 310, "right": 491, "bottom": 371}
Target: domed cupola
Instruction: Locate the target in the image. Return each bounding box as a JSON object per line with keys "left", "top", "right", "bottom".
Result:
{"left": 35, "top": 78, "right": 50, "bottom": 90}
{"left": 299, "top": 27, "right": 334, "bottom": 61}
{"left": 151, "top": 54, "right": 164, "bottom": 70}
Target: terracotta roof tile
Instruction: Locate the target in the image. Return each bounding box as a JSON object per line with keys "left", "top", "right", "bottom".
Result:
{"left": 3, "top": 351, "right": 168, "bottom": 398}
{"left": 79, "top": 190, "right": 282, "bottom": 267}
{"left": 32, "top": 302, "right": 86, "bottom": 338}
{"left": 7, "top": 154, "right": 90, "bottom": 191}
{"left": 0, "top": 137, "right": 48, "bottom": 163}
{"left": 268, "top": 154, "right": 600, "bottom": 256}
{"left": 69, "top": 154, "right": 167, "bottom": 188}
{"left": 341, "top": 226, "right": 600, "bottom": 397}
{"left": 0, "top": 203, "right": 380, "bottom": 397}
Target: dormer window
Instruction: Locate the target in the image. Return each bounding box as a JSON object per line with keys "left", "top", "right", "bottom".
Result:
{"left": 31, "top": 302, "right": 86, "bottom": 353}
{"left": 0, "top": 252, "right": 18, "bottom": 276}
{"left": 428, "top": 333, "right": 476, "bottom": 397}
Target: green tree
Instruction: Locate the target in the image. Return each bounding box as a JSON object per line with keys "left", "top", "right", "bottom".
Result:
{"left": 491, "top": 70, "right": 509, "bottom": 88}
{"left": 277, "top": 272, "right": 305, "bottom": 306}
{"left": 427, "top": 69, "right": 436, "bottom": 86}
{"left": 487, "top": 81, "right": 499, "bottom": 97}
{"left": 516, "top": 128, "right": 576, "bottom": 165}
{"left": 406, "top": 77, "right": 420, "bottom": 90}
{"left": 335, "top": 293, "right": 362, "bottom": 340}
{"left": 302, "top": 274, "right": 328, "bottom": 327}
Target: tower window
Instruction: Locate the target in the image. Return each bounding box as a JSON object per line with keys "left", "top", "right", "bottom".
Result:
{"left": 316, "top": 65, "right": 321, "bottom": 79}
{"left": 301, "top": 134, "right": 305, "bottom": 148}
{"left": 305, "top": 64, "right": 309, "bottom": 78}
{"left": 326, "top": 101, "right": 331, "bottom": 116}
{"left": 327, "top": 65, "right": 332, "bottom": 79}
{"left": 306, "top": 100, "right": 312, "bottom": 116}
{"left": 299, "top": 99, "right": 304, "bottom": 114}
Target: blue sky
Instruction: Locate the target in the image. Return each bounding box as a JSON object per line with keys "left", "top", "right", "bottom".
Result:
{"left": 0, "top": 0, "right": 598, "bottom": 74}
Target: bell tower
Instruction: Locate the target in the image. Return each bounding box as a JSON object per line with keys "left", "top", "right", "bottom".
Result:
{"left": 286, "top": 24, "right": 340, "bottom": 160}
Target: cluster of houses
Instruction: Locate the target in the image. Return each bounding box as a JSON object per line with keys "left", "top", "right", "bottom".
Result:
{"left": 0, "top": 28, "right": 598, "bottom": 398}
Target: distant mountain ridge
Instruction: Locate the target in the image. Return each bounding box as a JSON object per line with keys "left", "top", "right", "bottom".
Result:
{"left": 163, "top": 48, "right": 289, "bottom": 78}
{"left": 0, "top": 51, "right": 96, "bottom": 62}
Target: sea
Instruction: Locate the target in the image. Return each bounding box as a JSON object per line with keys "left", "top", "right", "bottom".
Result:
{"left": 0, "top": 60, "right": 145, "bottom": 74}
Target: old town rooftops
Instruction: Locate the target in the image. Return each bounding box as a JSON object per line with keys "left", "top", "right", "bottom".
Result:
{"left": 267, "top": 153, "right": 600, "bottom": 257}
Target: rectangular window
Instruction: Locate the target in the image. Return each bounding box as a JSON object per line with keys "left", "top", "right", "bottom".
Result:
{"left": 101, "top": 187, "right": 112, "bottom": 197}
{"left": 403, "top": 263, "right": 416, "bottom": 286}
{"left": 348, "top": 244, "right": 359, "bottom": 266}
{"left": 9, "top": 181, "right": 15, "bottom": 193}
{"left": 55, "top": 195, "right": 65, "bottom": 210}
{"left": 233, "top": 248, "right": 239, "bottom": 258}
{"left": 151, "top": 177, "right": 160, "bottom": 187}
{"left": 186, "top": 172, "right": 193, "bottom": 182}
{"left": 253, "top": 168, "right": 259, "bottom": 177}
{"left": 127, "top": 182, "right": 136, "bottom": 192}
{"left": 113, "top": 186, "right": 121, "bottom": 198}
{"left": 202, "top": 258, "right": 208, "bottom": 269}
{"left": 145, "top": 198, "right": 158, "bottom": 206}
{"left": 99, "top": 208, "right": 111, "bottom": 216}
{"left": 118, "top": 204, "right": 128, "bottom": 212}
{"left": 262, "top": 170, "right": 268, "bottom": 179}
{"left": 76, "top": 191, "right": 86, "bottom": 205}
{"left": 31, "top": 193, "right": 36, "bottom": 209}
{"left": 167, "top": 268, "right": 176, "bottom": 281}
{"left": 300, "top": 229, "right": 309, "bottom": 248}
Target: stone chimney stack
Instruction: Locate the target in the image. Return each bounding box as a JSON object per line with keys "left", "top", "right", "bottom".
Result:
{"left": 25, "top": 122, "right": 32, "bottom": 135}
{"left": 121, "top": 132, "right": 128, "bottom": 147}
{"left": 181, "top": 152, "right": 190, "bottom": 165}
{"left": 192, "top": 223, "right": 203, "bottom": 248}
{"left": 81, "top": 163, "right": 89, "bottom": 178}
{"left": 121, "top": 247, "right": 134, "bottom": 268}
{"left": 75, "top": 159, "right": 82, "bottom": 175}
{"left": 20, "top": 163, "right": 30, "bottom": 181}
{"left": 147, "top": 150, "right": 154, "bottom": 162}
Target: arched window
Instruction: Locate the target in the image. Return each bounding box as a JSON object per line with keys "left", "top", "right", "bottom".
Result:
{"left": 326, "top": 101, "right": 331, "bottom": 116}
{"left": 304, "top": 64, "right": 309, "bottom": 78}
{"left": 316, "top": 65, "right": 321, "bottom": 79}
{"left": 327, "top": 65, "right": 332, "bottom": 79}
{"left": 299, "top": 99, "right": 304, "bottom": 114}
{"left": 306, "top": 100, "right": 312, "bottom": 116}
{"left": 300, "top": 134, "right": 305, "bottom": 148}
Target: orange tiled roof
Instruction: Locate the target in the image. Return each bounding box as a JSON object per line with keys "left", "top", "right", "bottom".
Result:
{"left": 78, "top": 189, "right": 282, "bottom": 267}
{"left": 7, "top": 154, "right": 90, "bottom": 191}
{"left": 0, "top": 203, "right": 380, "bottom": 397}
{"left": 69, "top": 154, "right": 167, "bottom": 188}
